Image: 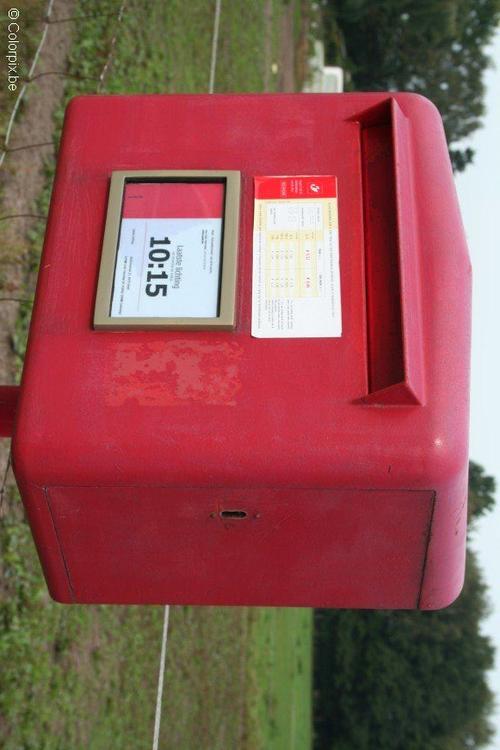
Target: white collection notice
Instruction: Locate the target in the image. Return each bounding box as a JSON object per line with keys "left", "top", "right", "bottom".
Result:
{"left": 252, "top": 175, "right": 342, "bottom": 338}
{"left": 110, "top": 182, "right": 224, "bottom": 319}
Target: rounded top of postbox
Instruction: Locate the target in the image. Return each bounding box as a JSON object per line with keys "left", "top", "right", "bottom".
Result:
{"left": 13, "top": 92, "right": 470, "bottom": 488}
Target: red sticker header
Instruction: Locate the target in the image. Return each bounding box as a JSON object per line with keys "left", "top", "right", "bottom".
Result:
{"left": 254, "top": 175, "right": 337, "bottom": 200}
{"left": 122, "top": 182, "right": 224, "bottom": 219}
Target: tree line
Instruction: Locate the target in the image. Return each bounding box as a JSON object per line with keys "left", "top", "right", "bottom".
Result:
{"left": 322, "top": 0, "right": 500, "bottom": 171}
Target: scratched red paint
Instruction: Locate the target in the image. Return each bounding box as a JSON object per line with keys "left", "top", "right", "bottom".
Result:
{"left": 108, "top": 340, "right": 243, "bottom": 406}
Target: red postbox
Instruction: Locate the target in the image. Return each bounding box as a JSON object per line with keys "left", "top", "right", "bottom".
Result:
{"left": 3, "top": 93, "right": 471, "bottom": 608}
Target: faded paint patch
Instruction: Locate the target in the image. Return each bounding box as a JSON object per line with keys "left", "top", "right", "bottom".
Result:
{"left": 108, "top": 340, "right": 243, "bottom": 406}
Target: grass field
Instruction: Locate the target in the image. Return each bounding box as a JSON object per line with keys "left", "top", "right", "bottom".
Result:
{"left": 250, "top": 609, "right": 313, "bottom": 750}
{"left": 0, "top": 1, "right": 314, "bottom": 748}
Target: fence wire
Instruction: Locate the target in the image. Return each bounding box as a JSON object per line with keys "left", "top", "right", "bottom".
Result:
{"left": 0, "top": 0, "right": 127, "bottom": 170}
{"left": 0, "top": 0, "right": 55, "bottom": 168}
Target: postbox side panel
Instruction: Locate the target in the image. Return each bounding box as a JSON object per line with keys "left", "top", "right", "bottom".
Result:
{"left": 44, "top": 486, "right": 434, "bottom": 608}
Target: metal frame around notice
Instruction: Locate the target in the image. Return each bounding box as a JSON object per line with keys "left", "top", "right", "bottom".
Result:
{"left": 93, "top": 170, "right": 240, "bottom": 330}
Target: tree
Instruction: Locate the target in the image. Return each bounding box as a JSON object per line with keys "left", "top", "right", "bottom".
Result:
{"left": 323, "top": 0, "right": 500, "bottom": 172}
{"left": 468, "top": 460, "right": 496, "bottom": 524}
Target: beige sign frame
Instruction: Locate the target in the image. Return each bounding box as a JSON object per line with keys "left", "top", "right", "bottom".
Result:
{"left": 93, "top": 170, "right": 240, "bottom": 330}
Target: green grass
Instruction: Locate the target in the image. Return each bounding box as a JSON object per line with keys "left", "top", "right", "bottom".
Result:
{"left": 66, "top": 0, "right": 284, "bottom": 97}
{"left": 1, "top": 1, "right": 313, "bottom": 748}
{"left": 1, "top": 510, "right": 163, "bottom": 748}
{"left": 249, "top": 608, "right": 313, "bottom": 750}
{"left": 1, "top": 518, "right": 312, "bottom": 749}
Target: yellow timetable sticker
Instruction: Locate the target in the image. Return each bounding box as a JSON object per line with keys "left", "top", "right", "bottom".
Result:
{"left": 252, "top": 176, "right": 341, "bottom": 338}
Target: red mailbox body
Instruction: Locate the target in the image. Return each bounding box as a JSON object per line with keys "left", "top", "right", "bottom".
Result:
{"left": 11, "top": 93, "right": 471, "bottom": 608}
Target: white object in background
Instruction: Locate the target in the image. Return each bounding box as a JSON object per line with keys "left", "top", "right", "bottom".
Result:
{"left": 319, "top": 66, "right": 344, "bottom": 93}
{"left": 303, "top": 40, "right": 344, "bottom": 93}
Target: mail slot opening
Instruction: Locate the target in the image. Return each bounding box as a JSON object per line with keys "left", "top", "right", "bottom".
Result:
{"left": 220, "top": 509, "right": 248, "bottom": 519}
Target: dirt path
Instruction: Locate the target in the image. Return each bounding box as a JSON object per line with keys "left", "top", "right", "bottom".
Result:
{"left": 276, "top": 0, "right": 311, "bottom": 93}
{"left": 0, "top": 0, "right": 76, "bottom": 494}
{"left": 279, "top": 0, "right": 296, "bottom": 92}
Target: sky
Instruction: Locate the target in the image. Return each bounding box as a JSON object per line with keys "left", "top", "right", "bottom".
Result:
{"left": 454, "top": 28, "right": 500, "bottom": 747}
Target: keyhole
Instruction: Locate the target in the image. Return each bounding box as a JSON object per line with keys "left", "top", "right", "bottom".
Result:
{"left": 220, "top": 509, "right": 247, "bottom": 519}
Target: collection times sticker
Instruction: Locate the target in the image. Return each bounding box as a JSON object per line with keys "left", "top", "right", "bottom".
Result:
{"left": 252, "top": 176, "right": 341, "bottom": 338}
